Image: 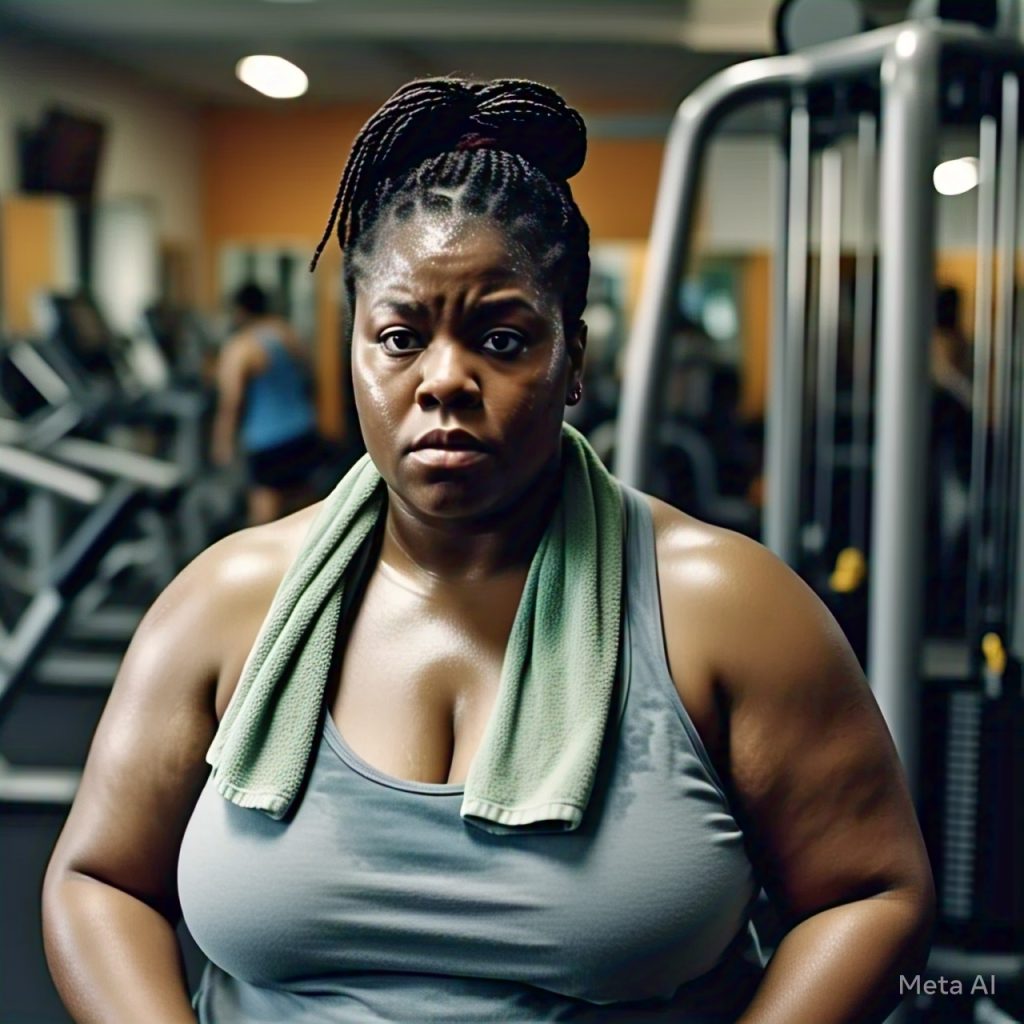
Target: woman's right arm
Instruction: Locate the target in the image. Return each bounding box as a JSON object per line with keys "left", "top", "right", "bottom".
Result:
{"left": 42, "top": 535, "right": 257, "bottom": 1024}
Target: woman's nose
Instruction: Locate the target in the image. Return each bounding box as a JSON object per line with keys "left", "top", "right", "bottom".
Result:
{"left": 414, "top": 339, "right": 482, "bottom": 410}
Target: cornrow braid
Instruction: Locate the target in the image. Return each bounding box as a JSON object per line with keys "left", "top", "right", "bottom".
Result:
{"left": 311, "top": 76, "right": 591, "bottom": 327}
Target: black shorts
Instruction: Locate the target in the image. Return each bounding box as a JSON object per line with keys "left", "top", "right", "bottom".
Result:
{"left": 246, "top": 431, "right": 324, "bottom": 490}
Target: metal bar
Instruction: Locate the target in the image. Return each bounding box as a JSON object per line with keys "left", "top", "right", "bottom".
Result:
{"left": 988, "top": 72, "right": 1020, "bottom": 632}
{"left": 868, "top": 25, "right": 941, "bottom": 794}
{"left": 615, "top": 20, "right": 1024, "bottom": 492}
{"left": 34, "top": 653, "right": 120, "bottom": 688}
{"left": 766, "top": 106, "right": 812, "bottom": 562}
{"left": 8, "top": 340, "right": 73, "bottom": 406}
{"left": 51, "top": 437, "right": 183, "bottom": 491}
{"left": 812, "top": 145, "right": 843, "bottom": 553}
{"left": 0, "top": 588, "right": 63, "bottom": 707}
{"left": 26, "top": 491, "right": 52, "bottom": 592}
{"left": 927, "top": 945, "right": 1024, "bottom": 985}
{"left": 967, "top": 115, "right": 999, "bottom": 659}
{"left": 1013, "top": 246, "right": 1024, "bottom": 656}
{"left": 21, "top": 402, "right": 85, "bottom": 451}
{"left": 850, "top": 114, "right": 878, "bottom": 553}
{"left": 0, "top": 757, "right": 80, "bottom": 805}
{"left": 763, "top": 135, "right": 793, "bottom": 550}
{"left": 0, "top": 446, "right": 103, "bottom": 505}
{"left": 1009, "top": 190, "right": 1024, "bottom": 658}
{"left": 1000, "top": 73, "right": 1024, "bottom": 651}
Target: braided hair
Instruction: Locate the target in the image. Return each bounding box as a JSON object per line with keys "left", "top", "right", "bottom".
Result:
{"left": 311, "top": 77, "right": 590, "bottom": 327}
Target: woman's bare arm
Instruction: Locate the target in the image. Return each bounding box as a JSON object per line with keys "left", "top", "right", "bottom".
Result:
{"left": 41, "top": 523, "right": 296, "bottom": 1024}
{"left": 655, "top": 509, "right": 935, "bottom": 1024}
{"left": 211, "top": 337, "right": 256, "bottom": 466}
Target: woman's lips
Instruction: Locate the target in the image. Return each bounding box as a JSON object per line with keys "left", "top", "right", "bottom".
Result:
{"left": 408, "top": 448, "right": 491, "bottom": 470}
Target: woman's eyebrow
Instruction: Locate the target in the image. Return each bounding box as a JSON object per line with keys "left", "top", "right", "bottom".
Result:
{"left": 472, "top": 295, "right": 542, "bottom": 318}
{"left": 371, "top": 297, "right": 428, "bottom": 319}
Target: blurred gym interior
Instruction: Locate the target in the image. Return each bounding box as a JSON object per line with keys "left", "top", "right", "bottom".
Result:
{"left": 0, "top": 1, "right": 1021, "bottom": 1021}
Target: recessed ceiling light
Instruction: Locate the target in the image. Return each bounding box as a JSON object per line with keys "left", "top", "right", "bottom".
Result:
{"left": 236, "top": 55, "right": 309, "bottom": 99}
{"left": 933, "top": 157, "right": 980, "bottom": 196}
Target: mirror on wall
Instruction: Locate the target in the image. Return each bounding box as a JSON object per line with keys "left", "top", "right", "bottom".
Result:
{"left": 217, "top": 243, "right": 317, "bottom": 343}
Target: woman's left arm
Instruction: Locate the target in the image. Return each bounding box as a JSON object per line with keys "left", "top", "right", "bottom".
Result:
{"left": 668, "top": 530, "right": 935, "bottom": 1024}
{"left": 212, "top": 336, "right": 254, "bottom": 466}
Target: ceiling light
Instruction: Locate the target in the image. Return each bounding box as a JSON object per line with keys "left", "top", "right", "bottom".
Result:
{"left": 895, "top": 29, "right": 918, "bottom": 59}
{"left": 933, "top": 157, "right": 980, "bottom": 196}
{"left": 236, "top": 55, "right": 308, "bottom": 99}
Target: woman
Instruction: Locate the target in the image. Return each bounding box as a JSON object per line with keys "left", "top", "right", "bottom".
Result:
{"left": 42, "top": 78, "right": 934, "bottom": 1023}
{"left": 212, "top": 282, "right": 323, "bottom": 525}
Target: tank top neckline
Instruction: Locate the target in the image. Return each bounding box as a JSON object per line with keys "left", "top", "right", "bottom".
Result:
{"left": 322, "top": 712, "right": 467, "bottom": 796}
{"left": 316, "top": 486, "right": 730, "bottom": 804}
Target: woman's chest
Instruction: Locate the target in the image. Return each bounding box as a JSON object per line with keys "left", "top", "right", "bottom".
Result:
{"left": 324, "top": 558, "right": 724, "bottom": 789}
{"left": 180, "top": 704, "right": 758, "bottom": 1005}
{"left": 325, "top": 566, "right": 523, "bottom": 785}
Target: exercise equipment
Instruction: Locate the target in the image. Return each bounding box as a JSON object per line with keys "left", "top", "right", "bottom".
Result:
{"left": 613, "top": 11, "right": 1024, "bottom": 1016}
{"left": 0, "top": 338, "right": 185, "bottom": 644}
{"left": 0, "top": 444, "right": 144, "bottom": 803}
{"left": 2, "top": 294, "right": 244, "bottom": 558}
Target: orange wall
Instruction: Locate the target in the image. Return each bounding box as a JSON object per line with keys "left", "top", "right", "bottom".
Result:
{"left": 201, "top": 105, "right": 375, "bottom": 252}
{"left": 200, "top": 104, "right": 664, "bottom": 255}
{"left": 1, "top": 195, "right": 69, "bottom": 336}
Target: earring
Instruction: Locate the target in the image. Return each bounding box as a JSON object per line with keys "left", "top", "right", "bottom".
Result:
{"left": 568, "top": 382, "right": 583, "bottom": 405}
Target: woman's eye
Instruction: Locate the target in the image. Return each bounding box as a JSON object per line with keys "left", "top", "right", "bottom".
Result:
{"left": 481, "top": 330, "right": 526, "bottom": 357}
{"left": 379, "top": 329, "right": 423, "bottom": 355}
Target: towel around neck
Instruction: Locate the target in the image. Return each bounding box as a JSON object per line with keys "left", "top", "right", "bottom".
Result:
{"left": 206, "top": 422, "right": 624, "bottom": 834}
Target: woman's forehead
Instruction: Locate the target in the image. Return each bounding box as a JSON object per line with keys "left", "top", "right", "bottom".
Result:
{"left": 359, "top": 213, "right": 556, "bottom": 311}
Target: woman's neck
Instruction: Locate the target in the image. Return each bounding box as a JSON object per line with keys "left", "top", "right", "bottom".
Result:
{"left": 380, "top": 454, "right": 562, "bottom": 587}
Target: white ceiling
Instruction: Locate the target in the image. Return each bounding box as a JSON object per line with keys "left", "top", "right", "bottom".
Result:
{"left": 0, "top": 0, "right": 784, "bottom": 110}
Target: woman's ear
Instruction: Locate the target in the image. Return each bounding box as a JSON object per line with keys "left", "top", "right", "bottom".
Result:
{"left": 566, "top": 320, "right": 588, "bottom": 380}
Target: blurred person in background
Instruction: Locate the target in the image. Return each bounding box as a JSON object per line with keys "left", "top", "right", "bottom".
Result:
{"left": 212, "top": 282, "right": 324, "bottom": 524}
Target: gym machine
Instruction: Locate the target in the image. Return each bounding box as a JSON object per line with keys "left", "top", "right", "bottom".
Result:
{"left": 614, "top": 10, "right": 1024, "bottom": 1020}
{"left": 1, "top": 294, "right": 243, "bottom": 559}
{"left": 0, "top": 447, "right": 144, "bottom": 803}
{"left": 0, "top": 338, "right": 183, "bottom": 652}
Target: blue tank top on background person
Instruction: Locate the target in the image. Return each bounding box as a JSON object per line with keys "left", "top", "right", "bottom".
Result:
{"left": 239, "top": 327, "right": 317, "bottom": 453}
{"left": 178, "top": 485, "right": 766, "bottom": 1022}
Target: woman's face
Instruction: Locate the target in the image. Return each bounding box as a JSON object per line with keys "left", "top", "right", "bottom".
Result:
{"left": 351, "top": 212, "right": 585, "bottom": 521}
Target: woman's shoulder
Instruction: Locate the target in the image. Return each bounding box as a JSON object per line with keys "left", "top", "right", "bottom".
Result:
{"left": 638, "top": 493, "right": 758, "bottom": 766}
{"left": 641, "top": 489, "right": 813, "bottom": 605}
{"left": 146, "top": 502, "right": 325, "bottom": 718}
{"left": 638, "top": 492, "right": 850, "bottom": 770}
{"left": 641, "top": 490, "right": 841, "bottom": 661}
{"left": 641, "top": 491, "right": 770, "bottom": 598}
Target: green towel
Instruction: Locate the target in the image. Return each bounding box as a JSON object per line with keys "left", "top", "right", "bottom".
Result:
{"left": 206, "top": 422, "right": 623, "bottom": 834}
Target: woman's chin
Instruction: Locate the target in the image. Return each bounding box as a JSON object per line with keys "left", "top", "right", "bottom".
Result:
{"left": 394, "top": 476, "right": 498, "bottom": 522}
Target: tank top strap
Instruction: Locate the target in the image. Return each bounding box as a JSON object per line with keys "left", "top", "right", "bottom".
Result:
{"left": 620, "top": 483, "right": 671, "bottom": 659}
{"left": 618, "top": 482, "right": 730, "bottom": 798}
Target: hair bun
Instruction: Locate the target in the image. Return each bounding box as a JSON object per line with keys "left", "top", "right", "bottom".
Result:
{"left": 469, "top": 79, "right": 587, "bottom": 182}
{"left": 310, "top": 76, "right": 587, "bottom": 269}
{"left": 373, "top": 76, "right": 587, "bottom": 185}
{"left": 369, "top": 78, "right": 480, "bottom": 177}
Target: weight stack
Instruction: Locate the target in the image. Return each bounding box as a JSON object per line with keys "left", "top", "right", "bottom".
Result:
{"left": 919, "top": 669, "right": 1024, "bottom": 952}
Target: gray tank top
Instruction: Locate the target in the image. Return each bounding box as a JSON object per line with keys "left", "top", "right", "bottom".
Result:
{"left": 178, "top": 485, "right": 765, "bottom": 1022}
